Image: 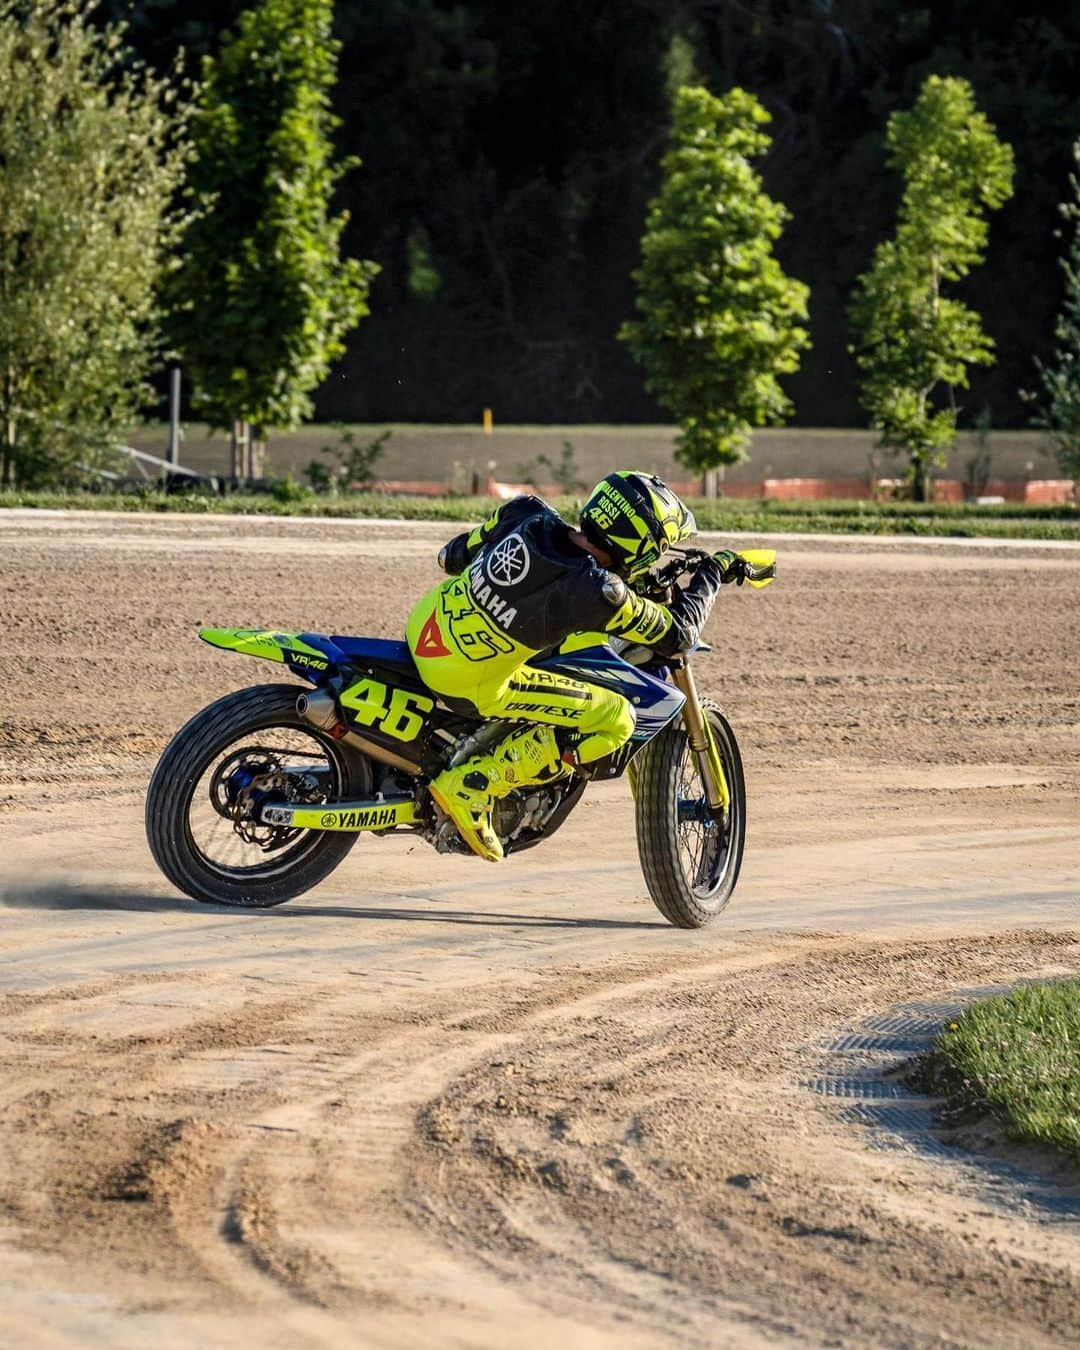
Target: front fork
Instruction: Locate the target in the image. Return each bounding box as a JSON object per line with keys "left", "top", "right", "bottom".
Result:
{"left": 670, "top": 661, "right": 730, "bottom": 813}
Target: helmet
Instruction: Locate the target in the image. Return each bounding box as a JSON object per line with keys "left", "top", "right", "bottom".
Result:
{"left": 580, "top": 471, "right": 697, "bottom": 579}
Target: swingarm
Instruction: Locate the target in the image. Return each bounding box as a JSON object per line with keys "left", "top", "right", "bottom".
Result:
{"left": 261, "top": 797, "right": 417, "bottom": 831}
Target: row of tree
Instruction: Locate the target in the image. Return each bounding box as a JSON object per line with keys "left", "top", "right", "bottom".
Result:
{"left": 0, "top": 1, "right": 1077, "bottom": 497}
{"left": 92, "top": 1, "right": 1075, "bottom": 436}
{"left": 0, "top": 0, "right": 372, "bottom": 487}
{"left": 621, "top": 75, "right": 1079, "bottom": 502}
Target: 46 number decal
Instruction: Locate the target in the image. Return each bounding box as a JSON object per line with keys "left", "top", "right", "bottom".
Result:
{"left": 339, "top": 677, "right": 434, "bottom": 742}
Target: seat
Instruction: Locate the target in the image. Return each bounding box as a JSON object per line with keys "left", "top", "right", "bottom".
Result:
{"left": 329, "top": 635, "right": 422, "bottom": 683}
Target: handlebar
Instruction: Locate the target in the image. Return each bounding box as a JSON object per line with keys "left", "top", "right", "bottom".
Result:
{"left": 638, "top": 547, "right": 777, "bottom": 598}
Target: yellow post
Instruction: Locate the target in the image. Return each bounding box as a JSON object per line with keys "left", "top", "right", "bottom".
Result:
{"left": 482, "top": 407, "right": 493, "bottom": 435}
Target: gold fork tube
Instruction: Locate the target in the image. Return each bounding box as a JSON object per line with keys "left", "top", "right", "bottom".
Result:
{"left": 670, "top": 663, "right": 729, "bottom": 812}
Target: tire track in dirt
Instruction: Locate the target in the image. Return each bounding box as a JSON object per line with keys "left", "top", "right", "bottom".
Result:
{"left": 408, "top": 931, "right": 1080, "bottom": 1348}
{"left": 1, "top": 514, "right": 1078, "bottom": 1346}
{"left": 0, "top": 939, "right": 815, "bottom": 1324}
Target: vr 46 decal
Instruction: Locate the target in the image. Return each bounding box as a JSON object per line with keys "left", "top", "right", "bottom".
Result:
{"left": 340, "top": 676, "right": 434, "bottom": 742}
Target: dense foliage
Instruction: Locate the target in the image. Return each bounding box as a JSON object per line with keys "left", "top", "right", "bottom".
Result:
{"left": 849, "top": 76, "right": 1013, "bottom": 499}
{"left": 1034, "top": 142, "right": 1080, "bottom": 489}
{"left": 77, "top": 3, "right": 1080, "bottom": 430}
{"left": 167, "top": 0, "right": 377, "bottom": 434}
{"left": 620, "top": 86, "right": 809, "bottom": 471}
{"left": 0, "top": 0, "right": 189, "bottom": 487}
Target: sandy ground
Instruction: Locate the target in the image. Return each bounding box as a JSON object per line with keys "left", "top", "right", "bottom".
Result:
{"left": 0, "top": 511, "right": 1078, "bottom": 1348}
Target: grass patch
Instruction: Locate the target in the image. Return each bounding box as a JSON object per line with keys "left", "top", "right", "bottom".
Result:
{"left": 912, "top": 980, "right": 1080, "bottom": 1161}
{"left": 0, "top": 488, "right": 1077, "bottom": 540}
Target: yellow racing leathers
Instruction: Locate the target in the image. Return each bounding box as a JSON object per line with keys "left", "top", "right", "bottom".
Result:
{"left": 405, "top": 497, "right": 725, "bottom": 860}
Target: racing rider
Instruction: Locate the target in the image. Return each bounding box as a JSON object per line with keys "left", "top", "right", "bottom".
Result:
{"left": 406, "top": 471, "right": 746, "bottom": 861}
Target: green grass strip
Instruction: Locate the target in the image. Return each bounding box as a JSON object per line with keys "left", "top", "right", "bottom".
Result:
{"left": 930, "top": 981, "right": 1080, "bottom": 1161}
{"left": 0, "top": 489, "right": 1077, "bottom": 540}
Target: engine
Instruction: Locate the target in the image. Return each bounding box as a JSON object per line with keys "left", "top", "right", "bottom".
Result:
{"left": 430, "top": 782, "right": 568, "bottom": 855}
{"left": 492, "top": 785, "right": 565, "bottom": 841}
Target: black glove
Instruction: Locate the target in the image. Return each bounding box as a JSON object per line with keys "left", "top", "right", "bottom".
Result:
{"left": 711, "top": 549, "right": 748, "bottom": 585}
{"left": 438, "top": 532, "right": 471, "bottom": 575}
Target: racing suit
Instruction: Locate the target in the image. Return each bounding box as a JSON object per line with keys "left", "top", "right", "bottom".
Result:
{"left": 406, "top": 495, "right": 724, "bottom": 766}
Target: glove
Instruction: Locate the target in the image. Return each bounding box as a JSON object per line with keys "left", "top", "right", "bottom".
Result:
{"left": 711, "top": 549, "right": 747, "bottom": 585}
{"left": 438, "top": 533, "right": 471, "bottom": 575}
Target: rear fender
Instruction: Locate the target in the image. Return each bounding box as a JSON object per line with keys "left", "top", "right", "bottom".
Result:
{"left": 199, "top": 628, "right": 345, "bottom": 683}
{"left": 199, "top": 628, "right": 458, "bottom": 768}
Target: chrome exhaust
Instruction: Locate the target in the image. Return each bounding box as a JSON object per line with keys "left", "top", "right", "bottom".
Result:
{"left": 296, "top": 688, "right": 339, "bottom": 732}
{"left": 296, "top": 690, "right": 420, "bottom": 775}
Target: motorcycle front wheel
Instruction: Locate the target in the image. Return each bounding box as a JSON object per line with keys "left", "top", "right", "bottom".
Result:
{"left": 634, "top": 698, "right": 746, "bottom": 928}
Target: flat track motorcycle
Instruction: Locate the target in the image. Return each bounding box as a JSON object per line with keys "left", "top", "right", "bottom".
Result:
{"left": 145, "top": 548, "right": 776, "bottom": 928}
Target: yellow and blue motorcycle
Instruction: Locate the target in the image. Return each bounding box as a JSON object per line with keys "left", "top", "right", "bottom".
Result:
{"left": 146, "top": 548, "right": 775, "bottom": 928}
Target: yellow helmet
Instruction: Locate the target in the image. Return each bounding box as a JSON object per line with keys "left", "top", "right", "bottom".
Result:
{"left": 580, "top": 471, "right": 697, "bottom": 579}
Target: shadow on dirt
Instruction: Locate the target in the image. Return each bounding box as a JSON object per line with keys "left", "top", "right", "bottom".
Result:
{"left": 280, "top": 904, "right": 667, "bottom": 929}
{"left": 0, "top": 880, "right": 198, "bottom": 913}
{"left": 0, "top": 879, "right": 665, "bottom": 929}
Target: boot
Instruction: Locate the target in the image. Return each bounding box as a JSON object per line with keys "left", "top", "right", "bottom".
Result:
{"left": 429, "top": 725, "right": 567, "bottom": 863}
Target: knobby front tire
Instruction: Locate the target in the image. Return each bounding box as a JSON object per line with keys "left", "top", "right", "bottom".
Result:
{"left": 635, "top": 699, "right": 746, "bottom": 929}
{"left": 146, "top": 683, "right": 370, "bottom": 908}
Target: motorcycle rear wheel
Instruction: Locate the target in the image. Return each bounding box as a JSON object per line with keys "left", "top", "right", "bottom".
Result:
{"left": 635, "top": 699, "right": 746, "bottom": 928}
{"left": 146, "top": 683, "right": 371, "bottom": 907}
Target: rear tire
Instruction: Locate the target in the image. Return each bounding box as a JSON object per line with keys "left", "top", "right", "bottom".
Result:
{"left": 146, "top": 683, "right": 371, "bottom": 907}
{"left": 635, "top": 699, "right": 746, "bottom": 928}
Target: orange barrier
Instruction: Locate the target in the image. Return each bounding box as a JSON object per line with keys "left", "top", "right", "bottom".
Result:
{"left": 762, "top": 477, "right": 871, "bottom": 500}
{"left": 1024, "top": 479, "right": 1075, "bottom": 504}
{"left": 372, "top": 479, "right": 455, "bottom": 496}
{"left": 754, "top": 477, "right": 1074, "bottom": 504}
{"left": 377, "top": 475, "right": 1076, "bottom": 505}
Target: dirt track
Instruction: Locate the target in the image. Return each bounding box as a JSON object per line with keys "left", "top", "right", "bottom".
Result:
{"left": 0, "top": 511, "right": 1078, "bottom": 1347}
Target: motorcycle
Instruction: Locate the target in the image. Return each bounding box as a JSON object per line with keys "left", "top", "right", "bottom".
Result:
{"left": 145, "top": 547, "right": 776, "bottom": 928}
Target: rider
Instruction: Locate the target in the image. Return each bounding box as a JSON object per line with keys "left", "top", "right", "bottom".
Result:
{"left": 405, "top": 471, "right": 746, "bottom": 861}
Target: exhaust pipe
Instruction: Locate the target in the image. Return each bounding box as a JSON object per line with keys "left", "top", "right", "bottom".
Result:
{"left": 296, "top": 688, "right": 339, "bottom": 732}
{"left": 296, "top": 690, "right": 419, "bottom": 775}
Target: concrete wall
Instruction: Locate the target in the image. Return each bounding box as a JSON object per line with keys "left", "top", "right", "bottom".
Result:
{"left": 132, "top": 422, "right": 1063, "bottom": 490}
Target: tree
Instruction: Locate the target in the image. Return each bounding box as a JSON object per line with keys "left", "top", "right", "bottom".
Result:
{"left": 0, "top": 0, "right": 190, "bottom": 488}
{"left": 1033, "top": 141, "right": 1080, "bottom": 491}
{"left": 619, "top": 85, "right": 809, "bottom": 473}
{"left": 168, "top": 0, "right": 377, "bottom": 479}
{"left": 78, "top": 4, "right": 1080, "bottom": 429}
{"left": 849, "top": 75, "right": 1014, "bottom": 502}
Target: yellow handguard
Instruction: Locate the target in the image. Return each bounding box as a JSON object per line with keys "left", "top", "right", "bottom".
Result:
{"left": 737, "top": 548, "right": 777, "bottom": 588}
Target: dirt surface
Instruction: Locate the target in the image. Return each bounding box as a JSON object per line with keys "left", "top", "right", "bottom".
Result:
{"left": 0, "top": 511, "right": 1077, "bottom": 1347}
